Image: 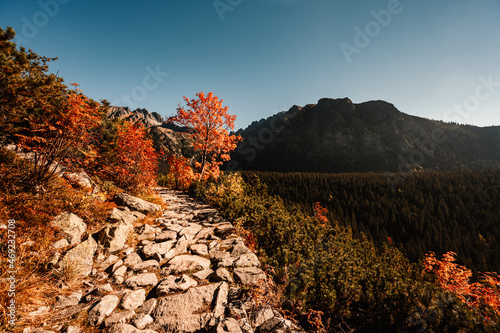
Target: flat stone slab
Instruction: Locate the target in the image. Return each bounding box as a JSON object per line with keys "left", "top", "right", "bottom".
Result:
{"left": 233, "top": 267, "right": 266, "bottom": 285}
{"left": 161, "top": 255, "right": 211, "bottom": 275}
{"left": 125, "top": 273, "right": 158, "bottom": 288}
{"left": 151, "top": 282, "right": 228, "bottom": 332}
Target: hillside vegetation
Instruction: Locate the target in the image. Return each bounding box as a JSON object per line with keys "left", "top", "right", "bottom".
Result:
{"left": 241, "top": 170, "right": 500, "bottom": 276}
{"left": 201, "top": 173, "right": 500, "bottom": 332}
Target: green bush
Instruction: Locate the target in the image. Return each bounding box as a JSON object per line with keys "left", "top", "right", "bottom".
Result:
{"left": 201, "top": 173, "right": 496, "bottom": 332}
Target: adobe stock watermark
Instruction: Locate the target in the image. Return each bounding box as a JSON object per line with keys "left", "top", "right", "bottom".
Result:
{"left": 111, "top": 65, "right": 169, "bottom": 109}
{"left": 386, "top": 74, "right": 499, "bottom": 189}
{"left": 16, "top": 0, "right": 71, "bottom": 45}
{"left": 442, "top": 75, "right": 499, "bottom": 125}
{"left": 213, "top": 0, "right": 243, "bottom": 22}
{"left": 226, "top": 106, "right": 296, "bottom": 171}
{"left": 340, "top": 0, "right": 406, "bottom": 64}
{"left": 6, "top": 219, "right": 17, "bottom": 327}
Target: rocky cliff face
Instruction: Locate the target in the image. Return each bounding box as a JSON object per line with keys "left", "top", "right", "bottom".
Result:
{"left": 230, "top": 98, "right": 500, "bottom": 172}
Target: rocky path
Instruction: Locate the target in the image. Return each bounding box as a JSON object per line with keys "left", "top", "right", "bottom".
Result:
{"left": 24, "top": 189, "right": 300, "bottom": 333}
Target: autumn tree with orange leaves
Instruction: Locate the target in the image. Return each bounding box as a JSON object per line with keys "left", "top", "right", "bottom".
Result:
{"left": 96, "top": 120, "right": 160, "bottom": 192}
{"left": 424, "top": 251, "right": 500, "bottom": 323}
{"left": 168, "top": 91, "right": 241, "bottom": 182}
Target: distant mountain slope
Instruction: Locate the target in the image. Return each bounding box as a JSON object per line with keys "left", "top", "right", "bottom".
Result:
{"left": 230, "top": 98, "right": 500, "bottom": 172}
{"left": 107, "top": 106, "right": 192, "bottom": 156}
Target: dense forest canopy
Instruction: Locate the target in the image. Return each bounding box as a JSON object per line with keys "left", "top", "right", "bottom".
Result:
{"left": 242, "top": 170, "right": 500, "bottom": 276}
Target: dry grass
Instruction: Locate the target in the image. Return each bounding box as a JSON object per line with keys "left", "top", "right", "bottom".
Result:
{"left": 0, "top": 152, "right": 166, "bottom": 331}
{"left": 0, "top": 162, "right": 115, "bottom": 331}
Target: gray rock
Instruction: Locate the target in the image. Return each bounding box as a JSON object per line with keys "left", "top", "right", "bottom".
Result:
{"left": 131, "top": 313, "right": 154, "bottom": 330}
{"left": 53, "top": 239, "right": 70, "bottom": 249}
{"left": 230, "top": 242, "right": 251, "bottom": 256}
{"left": 194, "top": 227, "right": 215, "bottom": 241}
{"left": 114, "top": 265, "right": 128, "bottom": 277}
{"left": 210, "top": 267, "right": 234, "bottom": 283}
{"left": 161, "top": 223, "right": 183, "bottom": 233}
{"left": 106, "top": 323, "right": 138, "bottom": 333}
{"left": 99, "top": 254, "right": 121, "bottom": 270}
{"left": 137, "top": 298, "right": 157, "bottom": 316}
{"left": 105, "top": 310, "right": 136, "bottom": 327}
{"left": 233, "top": 252, "right": 260, "bottom": 268}
{"left": 59, "top": 236, "right": 97, "bottom": 277}
{"left": 190, "top": 243, "right": 208, "bottom": 256}
{"left": 142, "top": 241, "right": 175, "bottom": 258}
{"left": 151, "top": 282, "right": 228, "bottom": 332}
{"left": 154, "top": 230, "right": 177, "bottom": 242}
{"left": 156, "top": 275, "right": 197, "bottom": 296}
{"left": 122, "top": 247, "right": 134, "bottom": 256}
{"left": 131, "top": 260, "right": 159, "bottom": 272}
{"left": 250, "top": 307, "right": 275, "bottom": 328}
{"left": 214, "top": 318, "right": 243, "bottom": 333}
{"left": 97, "top": 221, "right": 133, "bottom": 253}
{"left": 125, "top": 273, "right": 158, "bottom": 288}
{"left": 109, "top": 207, "right": 144, "bottom": 226}
{"left": 192, "top": 268, "right": 214, "bottom": 280}
{"left": 114, "top": 193, "right": 162, "bottom": 215}
{"left": 96, "top": 283, "right": 114, "bottom": 295}
{"left": 110, "top": 260, "right": 124, "bottom": 273}
{"left": 114, "top": 276, "right": 125, "bottom": 284}
{"left": 63, "top": 326, "right": 81, "bottom": 333}
{"left": 55, "top": 290, "right": 82, "bottom": 308}
{"left": 137, "top": 224, "right": 159, "bottom": 235}
{"left": 163, "top": 239, "right": 190, "bottom": 260}
{"left": 178, "top": 224, "right": 203, "bottom": 238}
{"left": 123, "top": 252, "right": 142, "bottom": 267}
{"left": 214, "top": 223, "right": 236, "bottom": 237}
{"left": 233, "top": 267, "right": 266, "bottom": 285}
{"left": 120, "top": 289, "right": 146, "bottom": 310}
{"left": 51, "top": 212, "right": 87, "bottom": 246}
{"left": 88, "top": 295, "right": 120, "bottom": 326}
{"left": 63, "top": 170, "right": 98, "bottom": 192}
{"left": 256, "top": 317, "right": 289, "bottom": 333}
{"left": 161, "top": 255, "right": 211, "bottom": 275}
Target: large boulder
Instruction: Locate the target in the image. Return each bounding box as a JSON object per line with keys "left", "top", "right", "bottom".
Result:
{"left": 114, "top": 193, "right": 161, "bottom": 215}
{"left": 51, "top": 213, "right": 87, "bottom": 246}
{"left": 59, "top": 236, "right": 97, "bottom": 277}
{"left": 97, "top": 222, "right": 133, "bottom": 253}
{"left": 88, "top": 295, "right": 119, "bottom": 326}
{"left": 151, "top": 282, "right": 228, "bottom": 332}
{"left": 233, "top": 267, "right": 266, "bottom": 285}
{"left": 108, "top": 207, "right": 145, "bottom": 226}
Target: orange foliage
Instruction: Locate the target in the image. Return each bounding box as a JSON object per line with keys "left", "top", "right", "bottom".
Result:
{"left": 168, "top": 92, "right": 242, "bottom": 180}
{"left": 313, "top": 202, "right": 329, "bottom": 227}
{"left": 166, "top": 155, "right": 195, "bottom": 190}
{"left": 424, "top": 251, "right": 500, "bottom": 321}
{"left": 98, "top": 122, "right": 159, "bottom": 192}
{"left": 15, "top": 92, "right": 102, "bottom": 187}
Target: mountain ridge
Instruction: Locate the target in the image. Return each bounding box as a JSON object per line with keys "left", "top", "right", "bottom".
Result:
{"left": 230, "top": 98, "right": 500, "bottom": 172}
{"left": 107, "top": 100, "right": 500, "bottom": 173}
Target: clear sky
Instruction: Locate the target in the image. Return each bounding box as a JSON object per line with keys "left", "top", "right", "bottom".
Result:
{"left": 1, "top": 0, "right": 500, "bottom": 129}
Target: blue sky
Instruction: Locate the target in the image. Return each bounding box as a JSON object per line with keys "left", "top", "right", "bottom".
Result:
{"left": 1, "top": 0, "right": 500, "bottom": 129}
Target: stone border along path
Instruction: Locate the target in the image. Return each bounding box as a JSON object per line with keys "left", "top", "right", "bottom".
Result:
{"left": 24, "top": 188, "right": 303, "bottom": 333}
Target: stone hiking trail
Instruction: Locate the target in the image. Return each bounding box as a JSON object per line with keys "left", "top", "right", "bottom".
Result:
{"left": 24, "top": 189, "right": 303, "bottom": 333}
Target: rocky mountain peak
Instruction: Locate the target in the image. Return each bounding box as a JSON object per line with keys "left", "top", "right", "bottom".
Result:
{"left": 107, "top": 106, "right": 165, "bottom": 127}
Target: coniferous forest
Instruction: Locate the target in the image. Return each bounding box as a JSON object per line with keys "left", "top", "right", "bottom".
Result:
{"left": 241, "top": 170, "right": 500, "bottom": 276}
